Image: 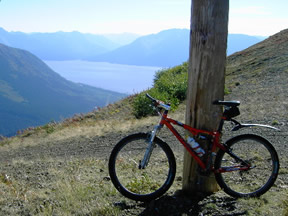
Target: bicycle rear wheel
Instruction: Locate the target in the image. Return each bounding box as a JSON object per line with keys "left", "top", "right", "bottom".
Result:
{"left": 108, "top": 133, "right": 176, "bottom": 201}
{"left": 214, "top": 134, "right": 279, "bottom": 198}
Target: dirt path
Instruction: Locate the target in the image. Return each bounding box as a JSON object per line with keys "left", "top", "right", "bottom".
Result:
{"left": 1, "top": 120, "right": 287, "bottom": 161}
{"left": 0, "top": 121, "right": 287, "bottom": 215}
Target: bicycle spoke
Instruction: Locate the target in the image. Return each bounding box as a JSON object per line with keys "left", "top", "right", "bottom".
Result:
{"left": 109, "top": 133, "right": 176, "bottom": 201}
{"left": 223, "top": 142, "right": 272, "bottom": 192}
{"left": 215, "top": 134, "right": 279, "bottom": 197}
{"left": 117, "top": 143, "right": 169, "bottom": 194}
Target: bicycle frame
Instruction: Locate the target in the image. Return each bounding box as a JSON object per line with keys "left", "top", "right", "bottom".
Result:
{"left": 155, "top": 110, "right": 226, "bottom": 171}
{"left": 144, "top": 94, "right": 279, "bottom": 174}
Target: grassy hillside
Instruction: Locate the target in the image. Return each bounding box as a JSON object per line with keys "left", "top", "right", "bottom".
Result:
{"left": 225, "top": 28, "right": 288, "bottom": 120}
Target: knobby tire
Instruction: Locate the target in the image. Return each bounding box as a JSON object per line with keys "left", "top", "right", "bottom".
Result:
{"left": 108, "top": 133, "right": 176, "bottom": 202}
{"left": 214, "top": 134, "right": 279, "bottom": 198}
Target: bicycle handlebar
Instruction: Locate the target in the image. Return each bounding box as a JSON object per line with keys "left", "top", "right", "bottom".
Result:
{"left": 146, "top": 93, "right": 171, "bottom": 111}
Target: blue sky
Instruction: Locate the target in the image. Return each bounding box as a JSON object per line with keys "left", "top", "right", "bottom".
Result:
{"left": 0, "top": 0, "right": 287, "bottom": 36}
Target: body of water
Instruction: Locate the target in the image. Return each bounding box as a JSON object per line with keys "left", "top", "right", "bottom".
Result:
{"left": 45, "top": 60, "right": 161, "bottom": 94}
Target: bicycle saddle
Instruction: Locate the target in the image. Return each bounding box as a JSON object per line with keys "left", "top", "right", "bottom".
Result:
{"left": 213, "top": 100, "right": 240, "bottom": 107}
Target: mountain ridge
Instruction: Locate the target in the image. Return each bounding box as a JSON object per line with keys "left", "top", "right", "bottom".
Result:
{"left": 0, "top": 43, "right": 125, "bottom": 136}
{"left": 0, "top": 27, "right": 264, "bottom": 67}
{"left": 0, "top": 28, "right": 120, "bottom": 60}
{"left": 87, "top": 29, "right": 265, "bottom": 67}
{"left": 87, "top": 29, "right": 189, "bottom": 67}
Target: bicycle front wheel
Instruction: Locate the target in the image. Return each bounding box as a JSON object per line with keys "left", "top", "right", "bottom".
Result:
{"left": 108, "top": 133, "right": 176, "bottom": 202}
{"left": 214, "top": 134, "right": 279, "bottom": 198}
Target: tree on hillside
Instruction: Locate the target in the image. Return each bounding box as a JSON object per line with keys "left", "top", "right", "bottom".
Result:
{"left": 183, "top": 0, "right": 229, "bottom": 194}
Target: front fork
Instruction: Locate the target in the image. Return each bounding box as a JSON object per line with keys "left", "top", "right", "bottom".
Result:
{"left": 139, "top": 124, "right": 162, "bottom": 169}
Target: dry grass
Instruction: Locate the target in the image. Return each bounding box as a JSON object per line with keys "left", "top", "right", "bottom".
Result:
{"left": 0, "top": 93, "right": 287, "bottom": 215}
{"left": 0, "top": 101, "right": 187, "bottom": 153}
{"left": 0, "top": 157, "right": 124, "bottom": 215}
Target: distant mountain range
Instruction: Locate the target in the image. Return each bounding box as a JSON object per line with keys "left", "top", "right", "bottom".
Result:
{"left": 88, "top": 29, "right": 264, "bottom": 67}
{"left": 0, "top": 27, "right": 139, "bottom": 61}
{"left": 0, "top": 43, "right": 126, "bottom": 136}
{"left": 88, "top": 29, "right": 189, "bottom": 67}
{"left": 0, "top": 27, "right": 265, "bottom": 67}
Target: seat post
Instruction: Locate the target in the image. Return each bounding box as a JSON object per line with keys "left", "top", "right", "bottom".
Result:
{"left": 217, "top": 117, "right": 225, "bottom": 133}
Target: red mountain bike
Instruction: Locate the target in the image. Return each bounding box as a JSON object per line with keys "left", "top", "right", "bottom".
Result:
{"left": 109, "top": 94, "right": 279, "bottom": 202}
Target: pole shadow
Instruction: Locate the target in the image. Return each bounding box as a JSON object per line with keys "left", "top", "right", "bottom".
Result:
{"left": 115, "top": 190, "right": 247, "bottom": 216}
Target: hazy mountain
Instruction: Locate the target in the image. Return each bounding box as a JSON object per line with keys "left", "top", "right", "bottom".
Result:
{"left": 88, "top": 29, "right": 264, "bottom": 67}
{"left": 0, "top": 43, "right": 126, "bottom": 136}
{"left": 0, "top": 27, "right": 264, "bottom": 67}
{"left": 102, "top": 33, "right": 140, "bottom": 46}
{"left": 0, "top": 28, "right": 119, "bottom": 60}
{"left": 87, "top": 29, "right": 190, "bottom": 67}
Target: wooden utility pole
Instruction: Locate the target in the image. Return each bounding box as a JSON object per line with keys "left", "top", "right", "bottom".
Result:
{"left": 183, "top": 0, "right": 229, "bottom": 194}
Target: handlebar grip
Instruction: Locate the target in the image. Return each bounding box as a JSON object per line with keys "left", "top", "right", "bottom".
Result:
{"left": 146, "top": 93, "right": 171, "bottom": 110}
{"left": 146, "top": 93, "right": 156, "bottom": 102}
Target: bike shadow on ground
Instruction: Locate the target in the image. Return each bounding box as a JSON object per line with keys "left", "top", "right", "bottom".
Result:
{"left": 116, "top": 190, "right": 247, "bottom": 216}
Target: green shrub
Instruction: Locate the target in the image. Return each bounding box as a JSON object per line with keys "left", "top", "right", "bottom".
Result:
{"left": 224, "top": 86, "right": 231, "bottom": 95}
{"left": 42, "top": 122, "right": 56, "bottom": 134}
{"left": 132, "top": 91, "right": 154, "bottom": 118}
{"left": 133, "top": 63, "right": 188, "bottom": 118}
{"left": 132, "top": 61, "right": 230, "bottom": 118}
{"left": 154, "top": 62, "right": 188, "bottom": 101}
